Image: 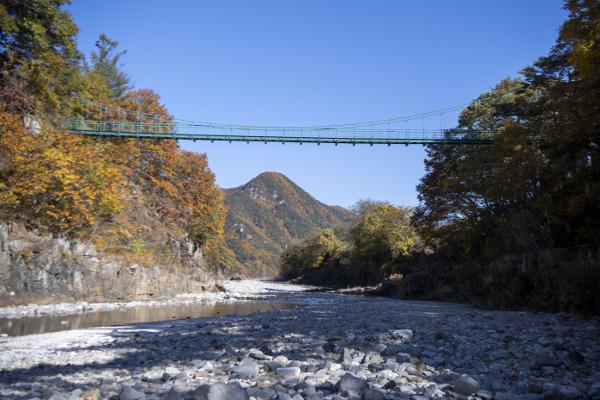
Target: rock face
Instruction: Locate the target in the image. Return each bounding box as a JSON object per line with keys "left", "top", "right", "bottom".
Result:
{"left": 0, "top": 224, "right": 209, "bottom": 303}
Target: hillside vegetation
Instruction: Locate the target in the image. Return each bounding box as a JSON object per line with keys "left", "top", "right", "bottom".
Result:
{"left": 223, "top": 172, "right": 355, "bottom": 277}
{"left": 0, "top": 0, "right": 232, "bottom": 301}
{"left": 282, "top": 1, "right": 600, "bottom": 314}
{"left": 281, "top": 199, "right": 421, "bottom": 285}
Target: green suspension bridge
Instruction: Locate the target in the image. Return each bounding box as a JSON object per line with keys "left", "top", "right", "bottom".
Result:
{"left": 64, "top": 97, "right": 495, "bottom": 145}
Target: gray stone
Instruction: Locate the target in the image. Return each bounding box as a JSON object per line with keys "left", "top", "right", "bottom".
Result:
{"left": 534, "top": 355, "right": 563, "bottom": 369}
{"left": 247, "top": 387, "right": 275, "bottom": 400}
{"left": 391, "top": 329, "right": 413, "bottom": 343}
{"left": 397, "top": 383, "right": 416, "bottom": 396}
{"left": 273, "top": 355, "right": 289, "bottom": 366}
{"left": 557, "top": 385, "right": 585, "bottom": 399}
{"left": 566, "top": 351, "right": 585, "bottom": 365}
{"left": 396, "top": 352, "right": 411, "bottom": 363}
{"left": 249, "top": 348, "right": 273, "bottom": 361}
{"left": 231, "top": 361, "right": 260, "bottom": 379}
{"left": 398, "top": 362, "right": 419, "bottom": 376}
{"left": 119, "top": 385, "right": 144, "bottom": 400}
{"left": 194, "top": 382, "right": 249, "bottom": 400}
{"left": 475, "top": 390, "right": 494, "bottom": 400}
{"left": 365, "top": 351, "right": 384, "bottom": 365}
{"left": 224, "top": 344, "right": 237, "bottom": 355}
{"left": 363, "top": 389, "right": 384, "bottom": 400}
{"left": 339, "top": 348, "right": 353, "bottom": 364}
{"left": 276, "top": 367, "right": 301, "bottom": 377}
{"left": 266, "top": 361, "right": 286, "bottom": 371}
{"left": 422, "top": 382, "right": 439, "bottom": 397}
{"left": 373, "top": 344, "right": 387, "bottom": 353}
{"left": 166, "top": 386, "right": 188, "bottom": 400}
{"left": 384, "top": 360, "right": 399, "bottom": 371}
{"left": 454, "top": 374, "right": 481, "bottom": 396}
{"left": 322, "top": 342, "right": 336, "bottom": 352}
{"left": 338, "top": 373, "right": 369, "bottom": 396}
{"left": 303, "top": 386, "right": 317, "bottom": 396}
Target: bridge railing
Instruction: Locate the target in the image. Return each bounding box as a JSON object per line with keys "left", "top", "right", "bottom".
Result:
{"left": 64, "top": 118, "right": 493, "bottom": 144}
{"left": 64, "top": 119, "right": 177, "bottom": 135}
{"left": 63, "top": 96, "right": 501, "bottom": 145}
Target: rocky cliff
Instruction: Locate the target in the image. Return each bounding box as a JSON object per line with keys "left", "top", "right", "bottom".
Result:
{"left": 0, "top": 224, "right": 212, "bottom": 306}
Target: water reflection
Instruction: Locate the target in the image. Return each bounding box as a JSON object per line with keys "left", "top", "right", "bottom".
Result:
{"left": 0, "top": 302, "right": 297, "bottom": 337}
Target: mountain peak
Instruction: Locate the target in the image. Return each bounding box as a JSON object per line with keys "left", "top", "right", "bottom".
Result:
{"left": 223, "top": 172, "right": 355, "bottom": 277}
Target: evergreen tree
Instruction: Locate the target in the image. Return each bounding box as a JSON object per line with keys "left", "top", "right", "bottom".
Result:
{"left": 90, "top": 33, "right": 133, "bottom": 100}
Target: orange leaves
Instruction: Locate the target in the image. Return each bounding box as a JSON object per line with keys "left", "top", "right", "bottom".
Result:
{"left": 154, "top": 149, "right": 227, "bottom": 247}
{"left": 1, "top": 86, "right": 228, "bottom": 259}
{"left": 122, "top": 89, "right": 173, "bottom": 124}
{"left": 0, "top": 108, "right": 122, "bottom": 234}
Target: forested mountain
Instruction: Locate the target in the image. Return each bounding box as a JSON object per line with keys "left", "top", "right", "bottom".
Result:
{"left": 282, "top": 0, "right": 600, "bottom": 314}
{"left": 222, "top": 172, "right": 355, "bottom": 277}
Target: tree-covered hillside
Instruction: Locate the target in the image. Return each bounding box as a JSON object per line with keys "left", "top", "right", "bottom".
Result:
{"left": 0, "top": 0, "right": 231, "bottom": 280}
{"left": 223, "top": 172, "right": 355, "bottom": 277}
{"left": 282, "top": 0, "right": 600, "bottom": 314}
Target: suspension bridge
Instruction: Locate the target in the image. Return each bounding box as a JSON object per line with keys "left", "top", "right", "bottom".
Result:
{"left": 63, "top": 97, "right": 495, "bottom": 145}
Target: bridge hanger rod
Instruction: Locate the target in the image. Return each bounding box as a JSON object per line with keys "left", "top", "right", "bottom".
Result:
{"left": 71, "top": 91, "right": 513, "bottom": 131}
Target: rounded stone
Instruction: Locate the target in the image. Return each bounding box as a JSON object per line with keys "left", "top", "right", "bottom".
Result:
{"left": 454, "top": 374, "right": 481, "bottom": 395}
{"left": 338, "top": 372, "right": 370, "bottom": 395}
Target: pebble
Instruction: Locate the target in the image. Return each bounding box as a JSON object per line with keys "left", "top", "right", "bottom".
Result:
{"left": 0, "top": 280, "right": 599, "bottom": 400}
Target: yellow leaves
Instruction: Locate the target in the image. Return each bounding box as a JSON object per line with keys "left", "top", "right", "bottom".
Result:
{"left": 351, "top": 204, "right": 421, "bottom": 270}
{"left": 1, "top": 108, "right": 123, "bottom": 234}
{"left": 122, "top": 89, "right": 173, "bottom": 123}
{"left": 559, "top": 0, "right": 600, "bottom": 82}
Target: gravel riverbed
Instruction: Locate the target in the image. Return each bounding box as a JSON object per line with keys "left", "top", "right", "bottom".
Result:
{"left": 0, "top": 280, "right": 599, "bottom": 400}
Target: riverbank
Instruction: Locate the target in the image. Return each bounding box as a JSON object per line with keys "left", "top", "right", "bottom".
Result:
{"left": 0, "top": 280, "right": 323, "bottom": 320}
{"left": 1, "top": 281, "right": 599, "bottom": 400}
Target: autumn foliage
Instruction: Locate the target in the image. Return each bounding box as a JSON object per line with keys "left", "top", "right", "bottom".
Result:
{"left": 280, "top": 201, "right": 421, "bottom": 285}
{"left": 0, "top": 110, "right": 121, "bottom": 234}
{"left": 410, "top": 0, "right": 600, "bottom": 313}
{"left": 0, "top": 1, "right": 227, "bottom": 271}
{"left": 281, "top": 1, "right": 600, "bottom": 314}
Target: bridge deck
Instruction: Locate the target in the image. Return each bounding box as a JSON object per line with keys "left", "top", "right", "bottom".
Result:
{"left": 64, "top": 120, "right": 493, "bottom": 145}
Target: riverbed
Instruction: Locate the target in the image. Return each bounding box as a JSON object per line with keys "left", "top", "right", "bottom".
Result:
{"left": 1, "top": 280, "right": 599, "bottom": 400}
{"left": 0, "top": 281, "right": 320, "bottom": 337}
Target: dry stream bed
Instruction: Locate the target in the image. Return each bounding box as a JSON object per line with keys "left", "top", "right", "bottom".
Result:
{"left": 0, "top": 280, "right": 599, "bottom": 400}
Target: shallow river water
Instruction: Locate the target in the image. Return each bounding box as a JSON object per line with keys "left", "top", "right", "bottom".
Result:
{"left": 0, "top": 301, "right": 297, "bottom": 337}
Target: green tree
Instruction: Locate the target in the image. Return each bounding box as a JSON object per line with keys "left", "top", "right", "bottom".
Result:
{"left": 352, "top": 205, "right": 421, "bottom": 281}
{"left": 280, "top": 228, "right": 347, "bottom": 279}
{"left": 90, "top": 33, "right": 133, "bottom": 100}
{"left": 413, "top": 78, "right": 553, "bottom": 258}
{"left": 349, "top": 198, "right": 391, "bottom": 217}
{"left": 409, "top": 0, "right": 600, "bottom": 313}
{"left": 0, "top": 0, "right": 80, "bottom": 114}
{"left": 527, "top": 0, "right": 600, "bottom": 245}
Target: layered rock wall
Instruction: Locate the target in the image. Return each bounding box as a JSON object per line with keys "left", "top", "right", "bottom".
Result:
{"left": 0, "top": 224, "right": 209, "bottom": 304}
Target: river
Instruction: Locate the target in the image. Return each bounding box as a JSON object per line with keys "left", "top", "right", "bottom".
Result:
{"left": 0, "top": 300, "right": 297, "bottom": 337}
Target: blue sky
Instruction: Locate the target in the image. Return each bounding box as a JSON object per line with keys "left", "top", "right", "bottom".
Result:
{"left": 66, "top": 1, "right": 567, "bottom": 208}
